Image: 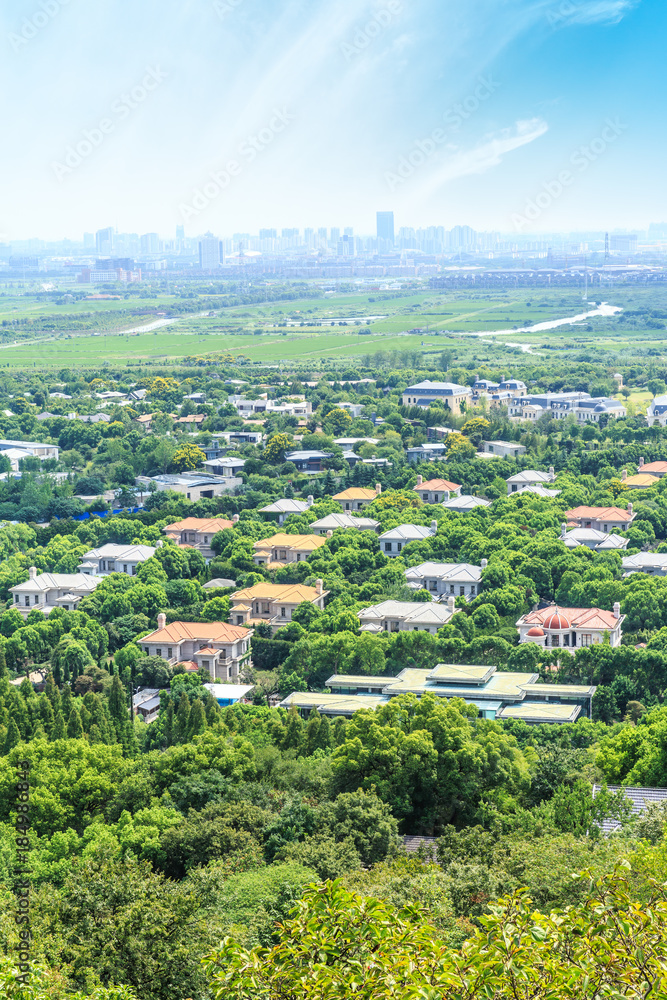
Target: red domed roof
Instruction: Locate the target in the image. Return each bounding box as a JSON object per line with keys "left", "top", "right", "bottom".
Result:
{"left": 543, "top": 612, "right": 571, "bottom": 630}
{"left": 526, "top": 626, "right": 545, "bottom": 637}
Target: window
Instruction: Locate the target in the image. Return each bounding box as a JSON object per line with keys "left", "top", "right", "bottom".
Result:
{"left": 132, "top": 566, "right": 137, "bottom": 575}
{"left": 551, "top": 635, "right": 560, "bottom": 647}
{"left": 236, "top": 616, "right": 243, "bottom": 625}
{"left": 220, "top": 649, "right": 226, "bottom": 660}
{"left": 280, "top": 607, "right": 286, "bottom": 618}
{"left": 262, "top": 602, "right": 270, "bottom": 613}
{"left": 384, "top": 542, "right": 392, "bottom": 552}
{"left": 34, "top": 595, "right": 39, "bottom": 604}
{"left": 24, "top": 597, "right": 29, "bottom": 607}
{"left": 434, "top": 494, "right": 439, "bottom": 502}
{"left": 156, "top": 648, "right": 162, "bottom": 657}
{"left": 123, "top": 565, "right": 127, "bottom": 574}
{"left": 397, "top": 542, "right": 402, "bottom": 552}
{"left": 14, "top": 596, "right": 18, "bottom": 603}
{"left": 202, "top": 660, "right": 209, "bottom": 669}
{"left": 449, "top": 584, "right": 455, "bottom": 594}
{"left": 563, "top": 634, "right": 570, "bottom": 646}
{"left": 581, "top": 633, "right": 592, "bottom": 646}
{"left": 204, "top": 536, "right": 208, "bottom": 544}
{"left": 167, "top": 647, "right": 173, "bottom": 658}
{"left": 459, "top": 586, "right": 465, "bottom": 597}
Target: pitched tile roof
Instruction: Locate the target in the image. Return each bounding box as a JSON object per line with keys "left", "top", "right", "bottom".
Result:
{"left": 231, "top": 583, "right": 324, "bottom": 603}
{"left": 414, "top": 479, "right": 461, "bottom": 492}
{"left": 333, "top": 488, "right": 378, "bottom": 500}
{"left": 564, "top": 505, "right": 634, "bottom": 522}
{"left": 142, "top": 620, "right": 250, "bottom": 643}
{"left": 163, "top": 517, "right": 234, "bottom": 534}
{"left": 520, "top": 604, "right": 622, "bottom": 630}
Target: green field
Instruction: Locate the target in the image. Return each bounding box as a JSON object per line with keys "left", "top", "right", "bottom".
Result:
{"left": 0, "top": 282, "right": 665, "bottom": 369}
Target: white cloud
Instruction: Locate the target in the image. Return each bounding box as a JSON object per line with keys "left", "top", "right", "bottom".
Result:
{"left": 415, "top": 118, "right": 549, "bottom": 199}
{"left": 545, "top": 0, "right": 639, "bottom": 25}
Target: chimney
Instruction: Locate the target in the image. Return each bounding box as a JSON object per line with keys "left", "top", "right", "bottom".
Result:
{"left": 232, "top": 513, "right": 239, "bottom": 523}
{"left": 548, "top": 466, "right": 555, "bottom": 479}
{"left": 639, "top": 457, "right": 644, "bottom": 469}
{"left": 316, "top": 578, "right": 323, "bottom": 595}
{"left": 375, "top": 483, "right": 382, "bottom": 494}
{"left": 561, "top": 522, "right": 567, "bottom": 538}
{"left": 417, "top": 475, "right": 423, "bottom": 486}
{"left": 447, "top": 595, "right": 456, "bottom": 614}
{"left": 29, "top": 566, "right": 37, "bottom": 580}
{"left": 157, "top": 612, "right": 166, "bottom": 630}
{"left": 430, "top": 520, "right": 437, "bottom": 533}
{"left": 627, "top": 502, "right": 633, "bottom": 514}
{"left": 481, "top": 558, "right": 488, "bottom": 569}
{"left": 613, "top": 601, "right": 620, "bottom": 620}
{"left": 622, "top": 469, "right": 627, "bottom": 481}
{"left": 326, "top": 530, "right": 333, "bottom": 538}
{"left": 307, "top": 495, "right": 314, "bottom": 506}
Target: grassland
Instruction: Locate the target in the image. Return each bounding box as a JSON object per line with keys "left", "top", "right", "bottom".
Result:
{"left": 0, "top": 282, "right": 665, "bottom": 369}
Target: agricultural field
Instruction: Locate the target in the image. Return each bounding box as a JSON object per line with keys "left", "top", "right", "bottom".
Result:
{"left": 0, "top": 281, "right": 666, "bottom": 369}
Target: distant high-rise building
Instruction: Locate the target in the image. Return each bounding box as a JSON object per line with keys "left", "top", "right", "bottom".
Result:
{"left": 95, "top": 227, "right": 114, "bottom": 255}
{"left": 140, "top": 233, "right": 160, "bottom": 254}
{"left": 304, "top": 227, "right": 315, "bottom": 248}
{"left": 198, "top": 232, "right": 223, "bottom": 270}
{"left": 175, "top": 225, "right": 185, "bottom": 241}
{"left": 337, "top": 235, "right": 356, "bottom": 257}
{"left": 376, "top": 212, "right": 395, "bottom": 246}
{"left": 83, "top": 232, "right": 95, "bottom": 249}
{"left": 610, "top": 234, "right": 638, "bottom": 253}
{"left": 448, "top": 225, "right": 476, "bottom": 249}
{"left": 260, "top": 228, "right": 277, "bottom": 239}
{"left": 344, "top": 227, "right": 354, "bottom": 237}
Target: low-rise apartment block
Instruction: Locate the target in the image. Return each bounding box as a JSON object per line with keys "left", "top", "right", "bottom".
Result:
{"left": 402, "top": 380, "right": 472, "bottom": 415}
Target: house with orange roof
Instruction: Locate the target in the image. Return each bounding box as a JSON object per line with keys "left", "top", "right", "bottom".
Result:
{"left": 163, "top": 517, "right": 237, "bottom": 560}
{"left": 413, "top": 475, "right": 461, "bottom": 504}
{"left": 638, "top": 458, "right": 667, "bottom": 477}
{"left": 230, "top": 580, "right": 328, "bottom": 630}
{"left": 563, "top": 505, "right": 635, "bottom": 532}
{"left": 332, "top": 484, "right": 381, "bottom": 511}
{"left": 139, "top": 613, "right": 253, "bottom": 681}
{"left": 621, "top": 469, "right": 660, "bottom": 490}
{"left": 517, "top": 603, "right": 624, "bottom": 649}
{"left": 253, "top": 533, "right": 326, "bottom": 568}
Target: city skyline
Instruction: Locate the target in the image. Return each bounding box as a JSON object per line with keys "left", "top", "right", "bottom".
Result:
{"left": 1, "top": 0, "right": 665, "bottom": 240}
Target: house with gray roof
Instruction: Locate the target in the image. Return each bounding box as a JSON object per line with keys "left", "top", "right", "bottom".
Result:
{"left": 405, "top": 560, "right": 486, "bottom": 600}
{"left": 10, "top": 567, "right": 101, "bottom": 616}
{"left": 358, "top": 598, "right": 458, "bottom": 634}
{"left": 310, "top": 513, "right": 380, "bottom": 535}
{"left": 378, "top": 521, "right": 437, "bottom": 557}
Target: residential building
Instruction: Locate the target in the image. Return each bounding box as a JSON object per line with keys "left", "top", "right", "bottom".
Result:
{"left": 230, "top": 580, "right": 328, "bottom": 630}
{"left": 358, "top": 598, "right": 457, "bottom": 634}
{"left": 480, "top": 440, "right": 526, "bottom": 459}
{"left": 376, "top": 211, "right": 395, "bottom": 245}
{"left": 564, "top": 504, "right": 635, "bottom": 532}
{"left": 508, "top": 392, "right": 626, "bottom": 424}
{"left": 175, "top": 414, "right": 206, "bottom": 428}
{"left": 334, "top": 437, "right": 379, "bottom": 449}
{"left": 162, "top": 517, "right": 235, "bottom": 560}
{"left": 229, "top": 430, "right": 263, "bottom": 446}
{"left": 284, "top": 450, "right": 332, "bottom": 472}
{"left": 406, "top": 443, "right": 449, "bottom": 463}
{"left": 337, "top": 402, "right": 364, "bottom": 419}
{"left": 135, "top": 414, "right": 154, "bottom": 431}
{"left": 413, "top": 476, "right": 461, "bottom": 504}
{"left": 594, "top": 784, "right": 667, "bottom": 835}
{"left": 139, "top": 473, "right": 241, "bottom": 500}
{"left": 638, "top": 458, "right": 667, "bottom": 477}
{"left": 378, "top": 522, "right": 437, "bottom": 556}
{"left": 622, "top": 552, "right": 667, "bottom": 577}
{"left": 78, "top": 543, "right": 156, "bottom": 576}
{"left": 10, "top": 567, "right": 101, "bottom": 616}
{"left": 199, "top": 232, "right": 223, "bottom": 270}
{"left": 497, "top": 378, "right": 527, "bottom": 395}
{"left": 620, "top": 469, "right": 659, "bottom": 490}
{"left": 517, "top": 603, "right": 625, "bottom": 648}
{"left": 281, "top": 661, "right": 595, "bottom": 723}
{"left": 333, "top": 485, "right": 381, "bottom": 511}
{"left": 405, "top": 560, "right": 486, "bottom": 599}
{"left": 647, "top": 395, "right": 667, "bottom": 428}
{"left": 506, "top": 468, "right": 555, "bottom": 494}
{"left": 560, "top": 524, "right": 628, "bottom": 552}
{"left": 133, "top": 688, "right": 161, "bottom": 724}
{"left": 253, "top": 533, "right": 326, "bottom": 567}
{"left": 259, "top": 497, "right": 313, "bottom": 525}
{"left": 441, "top": 495, "right": 492, "bottom": 512}
{"left": 139, "top": 614, "right": 252, "bottom": 681}
{"left": 202, "top": 456, "right": 246, "bottom": 478}
{"left": 402, "top": 380, "right": 472, "bottom": 415}
{"left": 0, "top": 438, "right": 59, "bottom": 462}
{"left": 309, "top": 513, "right": 380, "bottom": 535}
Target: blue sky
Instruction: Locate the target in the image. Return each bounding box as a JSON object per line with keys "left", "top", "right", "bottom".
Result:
{"left": 0, "top": 0, "right": 663, "bottom": 240}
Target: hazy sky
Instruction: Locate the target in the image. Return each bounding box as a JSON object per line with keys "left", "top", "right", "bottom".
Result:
{"left": 0, "top": 0, "right": 663, "bottom": 240}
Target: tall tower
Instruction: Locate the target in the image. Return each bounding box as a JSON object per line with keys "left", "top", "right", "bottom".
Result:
{"left": 376, "top": 211, "right": 395, "bottom": 248}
